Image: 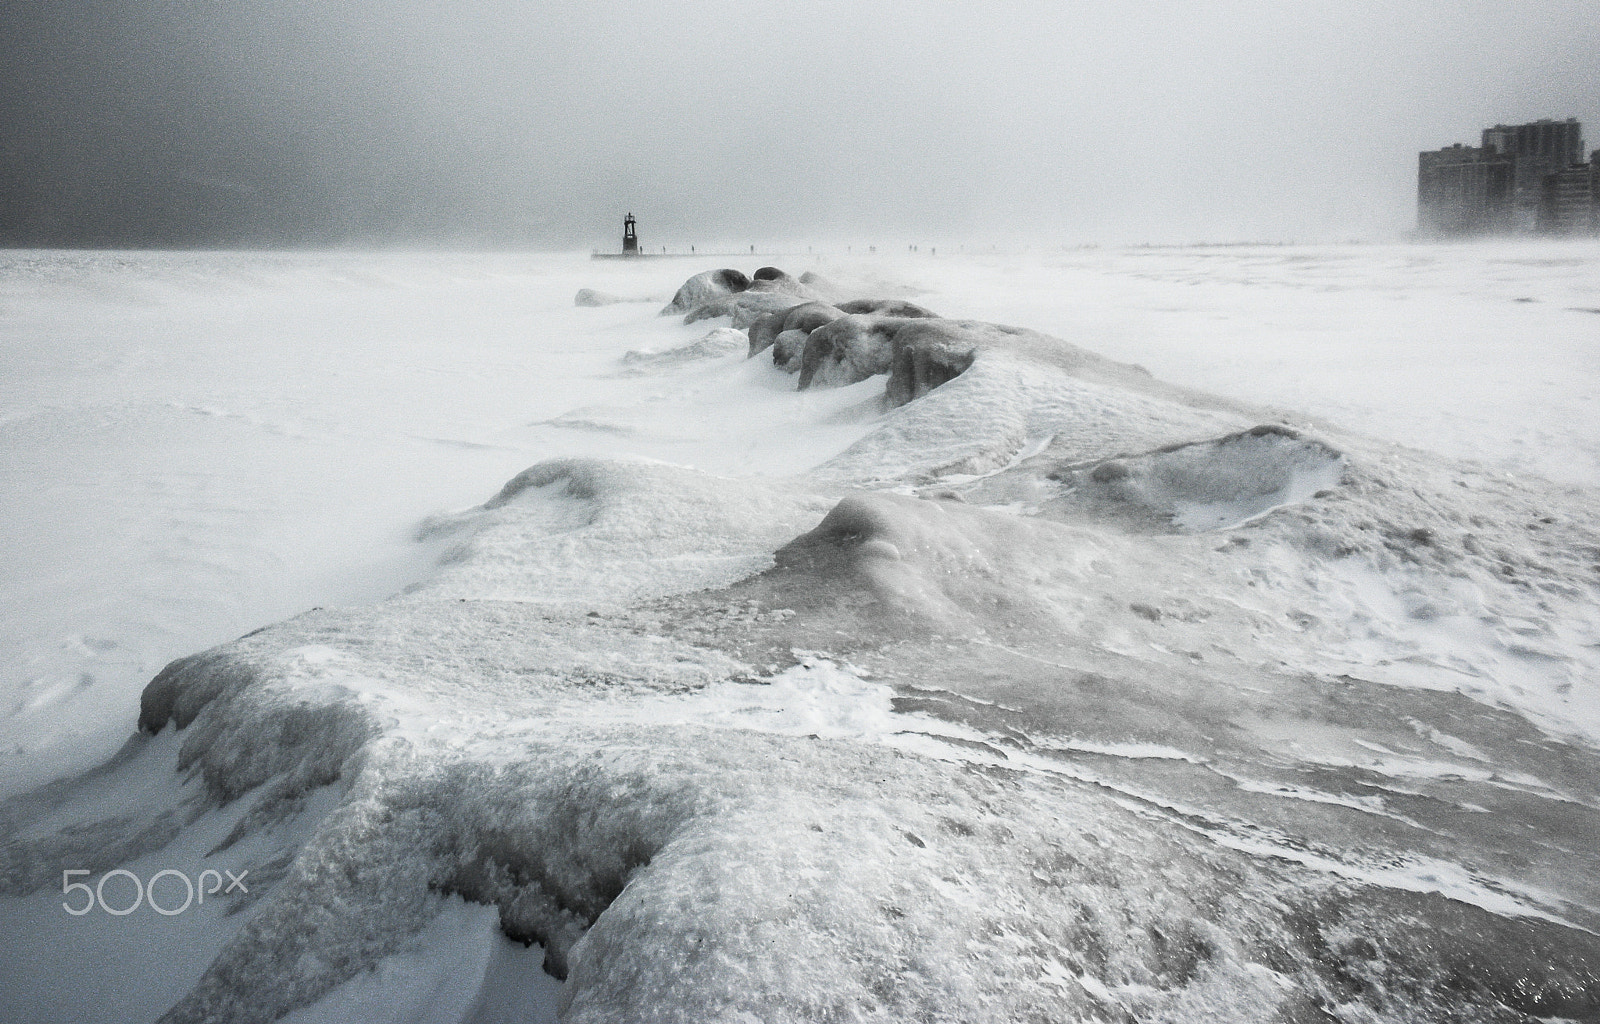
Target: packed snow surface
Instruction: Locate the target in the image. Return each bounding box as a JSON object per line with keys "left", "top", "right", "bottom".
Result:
{"left": 2, "top": 243, "right": 1599, "bottom": 1023}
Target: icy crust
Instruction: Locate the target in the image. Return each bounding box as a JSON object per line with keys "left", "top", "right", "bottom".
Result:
{"left": 662, "top": 480, "right": 1600, "bottom": 804}
{"left": 94, "top": 447, "right": 1600, "bottom": 1023}
{"left": 41, "top": 612, "right": 1600, "bottom": 1024}
{"left": 942, "top": 417, "right": 1600, "bottom": 738}
{"left": 638, "top": 487, "right": 1600, "bottom": 1016}
{"left": 12, "top": 269, "right": 1600, "bottom": 1022}
{"left": 41, "top": 622, "right": 1600, "bottom": 1024}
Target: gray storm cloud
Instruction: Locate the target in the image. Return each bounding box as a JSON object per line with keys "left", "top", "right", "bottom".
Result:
{"left": 2, "top": 0, "right": 1597, "bottom": 248}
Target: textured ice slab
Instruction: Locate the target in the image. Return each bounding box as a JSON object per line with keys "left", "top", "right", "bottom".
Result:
{"left": 969, "top": 424, "right": 1347, "bottom": 533}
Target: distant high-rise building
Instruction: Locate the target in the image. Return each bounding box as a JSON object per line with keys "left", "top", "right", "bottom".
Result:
{"left": 1418, "top": 119, "right": 1597, "bottom": 237}
{"left": 1482, "top": 119, "right": 1585, "bottom": 165}
{"left": 1541, "top": 155, "right": 1600, "bottom": 237}
{"left": 1417, "top": 144, "right": 1515, "bottom": 236}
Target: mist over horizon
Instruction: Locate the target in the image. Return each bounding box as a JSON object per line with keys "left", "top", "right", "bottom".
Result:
{"left": 3, "top": 0, "right": 1598, "bottom": 250}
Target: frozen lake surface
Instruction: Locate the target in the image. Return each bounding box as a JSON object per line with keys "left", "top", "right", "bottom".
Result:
{"left": 2, "top": 244, "right": 1599, "bottom": 1023}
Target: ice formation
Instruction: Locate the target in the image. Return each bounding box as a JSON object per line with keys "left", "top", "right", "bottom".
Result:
{"left": 659, "top": 268, "right": 752, "bottom": 316}
{"left": 5, "top": 253, "right": 1600, "bottom": 1023}
{"left": 747, "top": 302, "right": 847, "bottom": 360}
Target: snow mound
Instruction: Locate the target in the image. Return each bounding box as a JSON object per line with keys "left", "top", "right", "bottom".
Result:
{"left": 414, "top": 458, "right": 833, "bottom": 608}
{"left": 622, "top": 327, "right": 745, "bottom": 367}
{"left": 763, "top": 491, "right": 1074, "bottom": 635}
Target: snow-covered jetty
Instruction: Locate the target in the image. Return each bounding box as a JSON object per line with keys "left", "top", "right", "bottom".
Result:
{"left": 7, "top": 256, "right": 1600, "bottom": 1024}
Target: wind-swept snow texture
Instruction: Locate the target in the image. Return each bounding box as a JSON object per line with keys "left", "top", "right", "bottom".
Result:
{"left": 4, "top": 244, "right": 1600, "bottom": 1023}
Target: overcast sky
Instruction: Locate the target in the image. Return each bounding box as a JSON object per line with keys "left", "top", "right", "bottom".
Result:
{"left": 3, "top": 0, "right": 1598, "bottom": 249}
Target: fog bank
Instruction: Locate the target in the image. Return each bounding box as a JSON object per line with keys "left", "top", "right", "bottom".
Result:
{"left": 3, "top": 1, "right": 1598, "bottom": 247}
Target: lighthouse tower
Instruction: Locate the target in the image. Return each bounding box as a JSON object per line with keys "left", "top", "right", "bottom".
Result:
{"left": 622, "top": 213, "right": 639, "bottom": 255}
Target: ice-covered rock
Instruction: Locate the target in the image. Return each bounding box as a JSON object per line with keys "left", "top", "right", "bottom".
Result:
{"left": 682, "top": 290, "right": 801, "bottom": 329}
{"left": 744, "top": 266, "right": 826, "bottom": 302}
{"left": 574, "top": 288, "right": 624, "bottom": 307}
{"left": 884, "top": 316, "right": 982, "bottom": 405}
{"left": 746, "top": 310, "right": 786, "bottom": 359}
{"left": 748, "top": 301, "right": 846, "bottom": 362}
{"left": 801, "top": 314, "right": 1149, "bottom": 397}
{"left": 796, "top": 314, "right": 916, "bottom": 389}
{"left": 770, "top": 329, "right": 811, "bottom": 372}
{"left": 836, "top": 297, "right": 938, "bottom": 318}
{"left": 670, "top": 267, "right": 861, "bottom": 330}
{"left": 659, "top": 269, "right": 750, "bottom": 316}
{"left": 672, "top": 267, "right": 843, "bottom": 329}
{"left": 796, "top": 269, "right": 846, "bottom": 303}
{"left": 780, "top": 301, "right": 847, "bottom": 334}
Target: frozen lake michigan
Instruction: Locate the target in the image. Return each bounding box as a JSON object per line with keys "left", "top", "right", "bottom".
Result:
{"left": 2, "top": 243, "right": 1600, "bottom": 1022}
